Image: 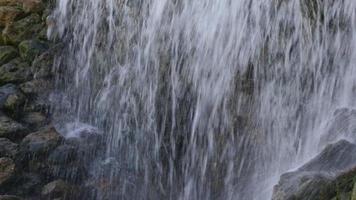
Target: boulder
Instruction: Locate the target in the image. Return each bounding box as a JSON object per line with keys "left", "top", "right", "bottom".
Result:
{"left": 352, "top": 182, "right": 356, "bottom": 200}
{"left": 0, "top": 84, "right": 25, "bottom": 116}
{"left": 0, "top": 138, "right": 18, "bottom": 158}
{"left": 20, "top": 112, "right": 47, "bottom": 129}
{"left": 19, "top": 39, "right": 48, "bottom": 63}
{"left": 22, "top": 0, "right": 45, "bottom": 13}
{"left": 0, "top": 0, "right": 22, "bottom": 6}
{"left": 0, "top": 112, "right": 28, "bottom": 141}
{"left": 2, "top": 14, "right": 42, "bottom": 45}
{"left": 0, "top": 46, "right": 18, "bottom": 65}
{"left": 0, "top": 157, "right": 15, "bottom": 186}
{"left": 31, "top": 44, "right": 62, "bottom": 79}
{"left": 47, "top": 144, "right": 78, "bottom": 165}
{"left": 272, "top": 140, "right": 356, "bottom": 200}
{"left": 0, "top": 6, "right": 24, "bottom": 27}
{"left": 41, "top": 179, "right": 72, "bottom": 199}
{"left": 0, "top": 195, "right": 22, "bottom": 200}
{"left": 0, "top": 84, "right": 17, "bottom": 108}
{"left": 19, "top": 79, "right": 50, "bottom": 95}
{"left": 20, "top": 126, "right": 63, "bottom": 158}
{"left": 0, "top": 58, "right": 31, "bottom": 85}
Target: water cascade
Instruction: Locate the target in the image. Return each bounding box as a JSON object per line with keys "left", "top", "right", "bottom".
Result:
{"left": 48, "top": 0, "right": 356, "bottom": 199}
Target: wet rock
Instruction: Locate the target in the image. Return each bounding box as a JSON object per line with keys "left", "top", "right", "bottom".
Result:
{"left": 19, "top": 39, "right": 48, "bottom": 63}
{"left": 19, "top": 79, "right": 50, "bottom": 95}
{"left": 0, "top": 84, "right": 25, "bottom": 116}
{"left": 0, "top": 113, "right": 28, "bottom": 141}
{"left": 0, "top": 138, "right": 18, "bottom": 158}
{"left": 31, "top": 44, "right": 61, "bottom": 78}
{"left": 0, "top": 195, "right": 22, "bottom": 200}
{"left": 0, "top": 58, "right": 31, "bottom": 85}
{"left": 11, "top": 173, "right": 42, "bottom": 196}
{"left": 2, "top": 14, "right": 42, "bottom": 45}
{"left": 0, "top": 46, "right": 18, "bottom": 65}
{"left": 0, "top": 84, "right": 16, "bottom": 108}
{"left": 41, "top": 179, "right": 73, "bottom": 199}
{"left": 272, "top": 140, "right": 356, "bottom": 200}
{"left": 352, "top": 183, "right": 356, "bottom": 200}
{"left": 0, "top": 157, "right": 15, "bottom": 186}
{"left": 0, "top": 0, "right": 22, "bottom": 6}
{"left": 20, "top": 126, "right": 63, "bottom": 158}
{"left": 20, "top": 112, "right": 47, "bottom": 129}
{"left": 0, "top": 6, "right": 24, "bottom": 27}
{"left": 48, "top": 144, "right": 77, "bottom": 165}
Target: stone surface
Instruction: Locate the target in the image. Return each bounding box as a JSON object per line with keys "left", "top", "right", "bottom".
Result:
{"left": 20, "top": 126, "right": 63, "bottom": 157}
{"left": 0, "top": 157, "right": 15, "bottom": 186}
{"left": 352, "top": 182, "right": 356, "bottom": 200}
{"left": 22, "top": 0, "right": 45, "bottom": 13}
{"left": 0, "top": 112, "right": 28, "bottom": 140}
{"left": 0, "top": 195, "right": 22, "bottom": 200}
{"left": 19, "top": 39, "right": 48, "bottom": 63}
{"left": 41, "top": 179, "right": 72, "bottom": 199}
{"left": 2, "top": 14, "right": 42, "bottom": 45}
{"left": 0, "top": 84, "right": 17, "bottom": 108}
{"left": 19, "top": 79, "right": 50, "bottom": 95}
{"left": 0, "top": 6, "right": 24, "bottom": 27}
{"left": 0, "top": 58, "right": 31, "bottom": 85}
{"left": 0, "top": 138, "right": 18, "bottom": 158}
{"left": 21, "top": 112, "right": 47, "bottom": 129}
{"left": 31, "top": 44, "right": 61, "bottom": 78}
{"left": 0, "top": 46, "right": 18, "bottom": 65}
{"left": 273, "top": 140, "right": 356, "bottom": 200}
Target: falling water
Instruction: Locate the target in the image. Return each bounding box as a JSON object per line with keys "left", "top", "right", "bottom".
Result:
{"left": 48, "top": 0, "right": 356, "bottom": 199}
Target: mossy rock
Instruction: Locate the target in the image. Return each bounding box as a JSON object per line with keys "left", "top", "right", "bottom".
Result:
{"left": 0, "top": 6, "right": 25, "bottom": 27}
{"left": 19, "top": 39, "right": 49, "bottom": 63}
{"left": 2, "top": 14, "right": 43, "bottom": 45}
{"left": 0, "top": 58, "right": 32, "bottom": 85}
{"left": 0, "top": 0, "right": 22, "bottom": 6}
{"left": 0, "top": 46, "right": 18, "bottom": 65}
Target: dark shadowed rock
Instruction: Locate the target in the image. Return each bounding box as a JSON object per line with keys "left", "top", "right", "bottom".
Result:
{"left": 0, "top": 84, "right": 25, "bottom": 117}
{"left": 0, "top": 58, "right": 31, "bottom": 85}
{"left": 0, "top": 138, "right": 18, "bottom": 158}
{"left": 272, "top": 140, "right": 356, "bottom": 200}
{"left": 0, "top": 113, "right": 28, "bottom": 141}
{"left": 0, "top": 84, "right": 17, "bottom": 108}
{"left": 47, "top": 144, "right": 77, "bottom": 165}
{"left": 20, "top": 112, "right": 48, "bottom": 129}
{"left": 0, "top": 157, "right": 15, "bottom": 186}
{"left": 0, "top": 46, "right": 18, "bottom": 65}
{"left": 19, "top": 79, "right": 51, "bottom": 95}
{"left": 20, "top": 126, "right": 63, "bottom": 158}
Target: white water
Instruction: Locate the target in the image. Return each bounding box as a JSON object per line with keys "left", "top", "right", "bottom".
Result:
{"left": 49, "top": 0, "right": 356, "bottom": 199}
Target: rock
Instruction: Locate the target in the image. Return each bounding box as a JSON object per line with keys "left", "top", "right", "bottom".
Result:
{"left": 0, "top": 138, "right": 18, "bottom": 158}
{"left": 0, "top": 112, "right": 28, "bottom": 141}
{"left": 0, "top": 58, "right": 31, "bottom": 85}
{"left": 0, "top": 157, "right": 15, "bottom": 186}
{"left": 20, "top": 126, "right": 63, "bottom": 158}
{"left": 0, "top": 6, "right": 24, "bottom": 27}
{"left": 3, "top": 89, "right": 25, "bottom": 117}
{"left": 0, "top": 46, "right": 18, "bottom": 65}
{"left": 19, "top": 78, "right": 50, "bottom": 95}
{"left": 11, "top": 173, "right": 42, "bottom": 196}
{"left": 48, "top": 144, "right": 77, "bottom": 165}
{"left": 352, "top": 182, "right": 356, "bottom": 200}
{"left": 0, "top": 195, "right": 22, "bottom": 200}
{"left": 272, "top": 140, "right": 356, "bottom": 200}
{"left": 41, "top": 180, "right": 72, "bottom": 199}
{"left": 19, "top": 39, "right": 48, "bottom": 63}
{"left": 31, "top": 44, "right": 61, "bottom": 78}
{"left": 0, "top": 0, "right": 22, "bottom": 6}
{"left": 2, "top": 14, "right": 42, "bottom": 45}
{"left": 22, "top": 0, "right": 45, "bottom": 13}
{"left": 0, "top": 84, "right": 17, "bottom": 108}
{"left": 20, "top": 112, "right": 47, "bottom": 129}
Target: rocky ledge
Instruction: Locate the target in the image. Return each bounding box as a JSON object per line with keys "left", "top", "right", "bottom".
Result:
{"left": 0, "top": 0, "right": 93, "bottom": 199}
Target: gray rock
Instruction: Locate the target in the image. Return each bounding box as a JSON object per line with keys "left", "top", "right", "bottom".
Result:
{"left": 0, "top": 157, "right": 15, "bottom": 186}
{"left": 0, "top": 46, "right": 18, "bottom": 65}
{"left": 19, "top": 79, "right": 51, "bottom": 95}
{"left": 0, "top": 84, "right": 17, "bottom": 108}
{"left": 20, "top": 112, "right": 48, "bottom": 129}
{"left": 41, "top": 180, "right": 72, "bottom": 199}
{"left": 272, "top": 140, "right": 356, "bottom": 200}
{"left": 47, "top": 144, "right": 77, "bottom": 165}
{"left": 0, "top": 84, "right": 25, "bottom": 117}
{"left": 20, "top": 126, "right": 63, "bottom": 158}
{"left": 0, "top": 138, "right": 18, "bottom": 158}
{"left": 0, "top": 58, "right": 31, "bottom": 85}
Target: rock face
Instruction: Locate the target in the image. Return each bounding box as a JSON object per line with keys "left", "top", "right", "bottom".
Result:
{"left": 0, "top": 157, "right": 15, "bottom": 186}
{"left": 273, "top": 140, "right": 356, "bottom": 200}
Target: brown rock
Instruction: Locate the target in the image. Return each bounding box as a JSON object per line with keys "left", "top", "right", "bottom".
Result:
{"left": 22, "top": 0, "right": 44, "bottom": 13}
{"left": 0, "top": 0, "right": 22, "bottom": 6}
{"left": 0, "top": 6, "right": 24, "bottom": 27}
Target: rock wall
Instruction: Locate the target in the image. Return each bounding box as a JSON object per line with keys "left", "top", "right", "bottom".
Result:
{"left": 0, "top": 1, "right": 85, "bottom": 199}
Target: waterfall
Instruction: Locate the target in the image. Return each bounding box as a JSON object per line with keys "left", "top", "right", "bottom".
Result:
{"left": 48, "top": 0, "right": 356, "bottom": 199}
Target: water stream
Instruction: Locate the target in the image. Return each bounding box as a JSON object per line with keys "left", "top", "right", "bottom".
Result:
{"left": 49, "top": 0, "right": 356, "bottom": 199}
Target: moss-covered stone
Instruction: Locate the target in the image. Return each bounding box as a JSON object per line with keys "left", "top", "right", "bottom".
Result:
{"left": 0, "top": 113, "right": 28, "bottom": 140}
{"left": 0, "top": 0, "right": 22, "bottom": 7}
{"left": 2, "top": 14, "right": 43, "bottom": 45}
{"left": 0, "top": 58, "right": 31, "bottom": 85}
{"left": 0, "top": 46, "right": 18, "bottom": 65}
{"left": 19, "top": 39, "right": 48, "bottom": 63}
{"left": 22, "top": 0, "right": 45, "bottom": 13}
